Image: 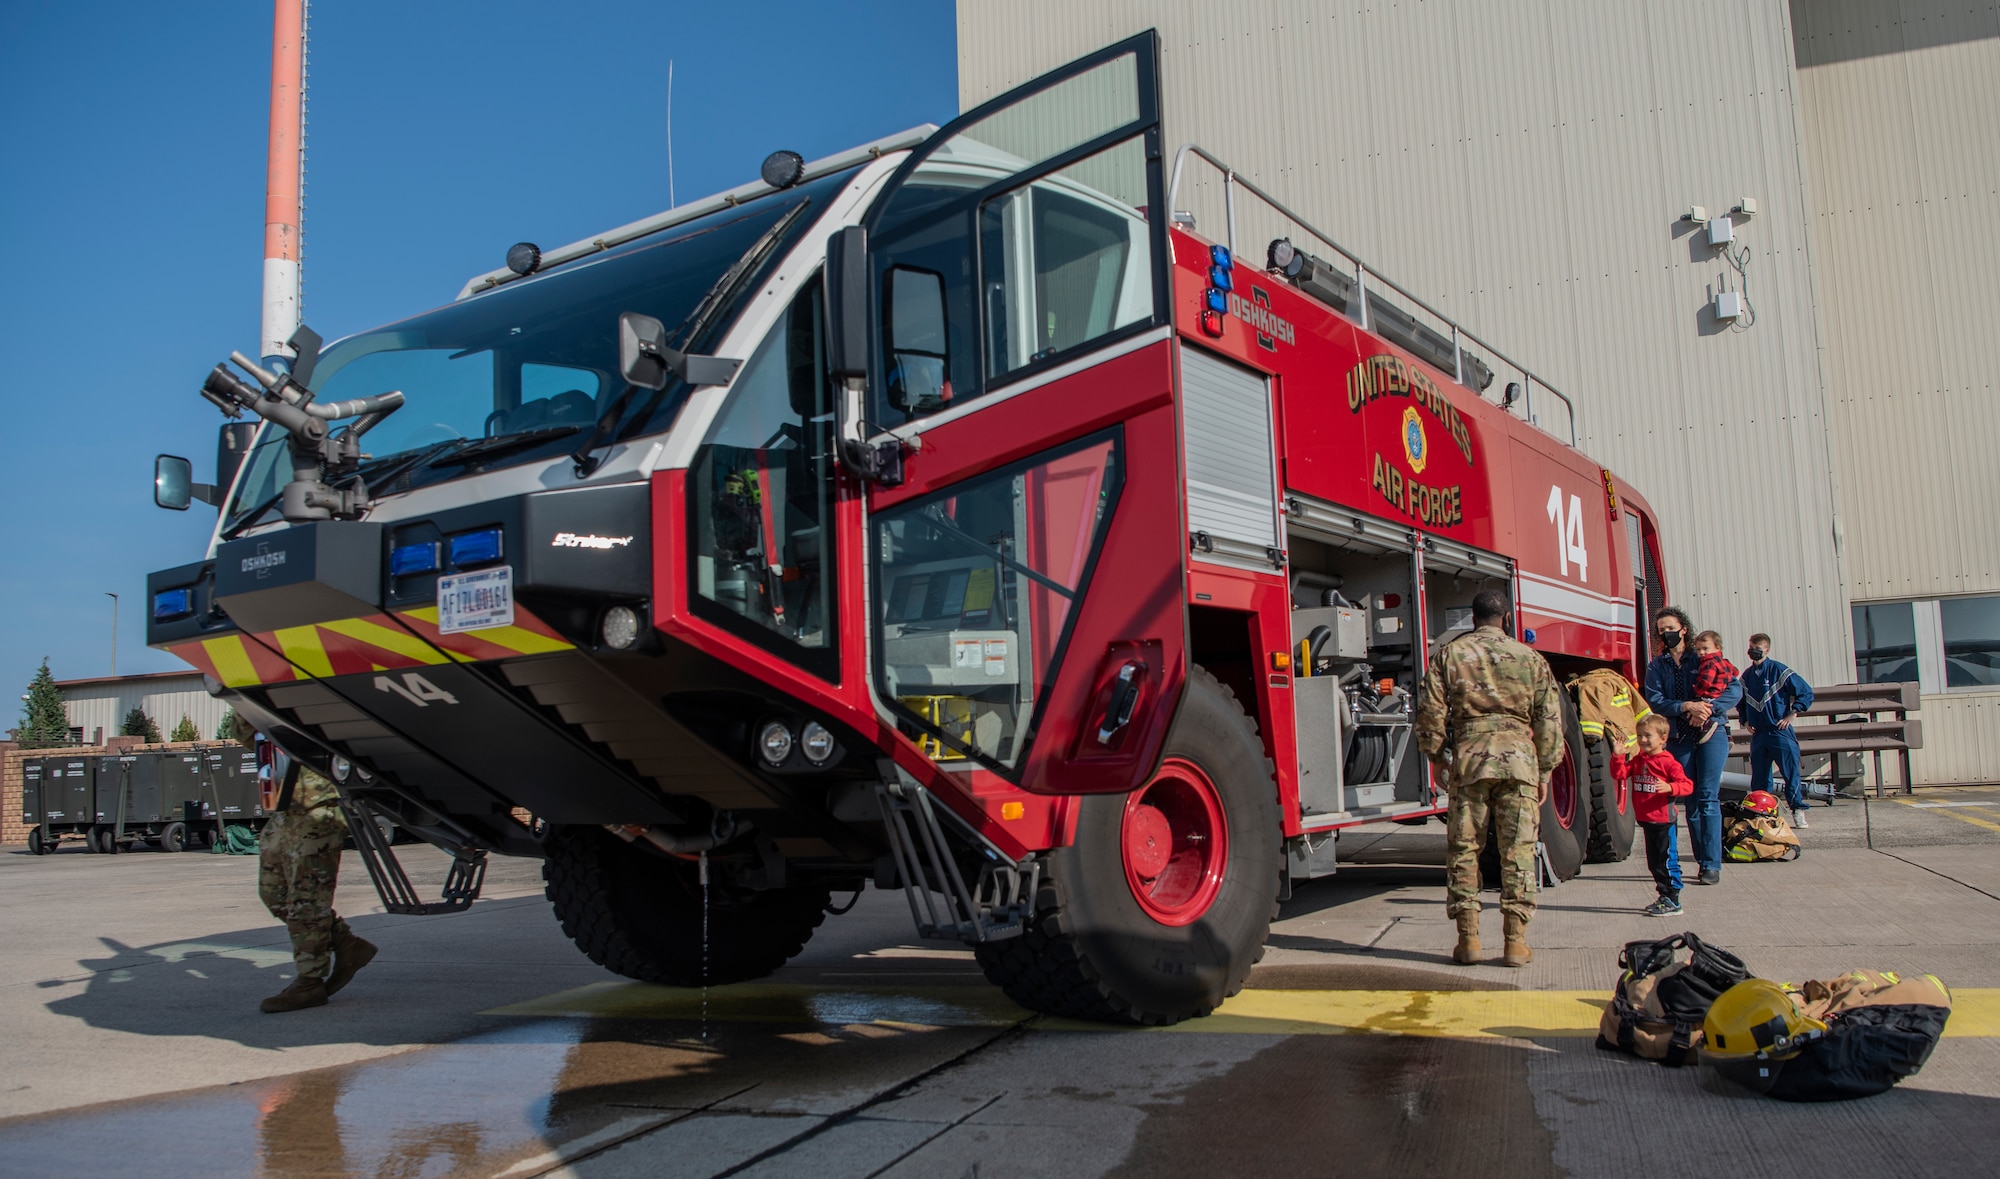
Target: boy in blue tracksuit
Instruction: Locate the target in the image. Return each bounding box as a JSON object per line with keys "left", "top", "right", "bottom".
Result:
{"left": 1737, "top": 632, "right": 1816, "bottom": 827}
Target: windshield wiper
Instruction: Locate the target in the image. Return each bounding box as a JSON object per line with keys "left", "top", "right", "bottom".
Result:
{"left": 429, "top": 425, "right": 581, "bottom": 468}
{"left": 572, "top": 200, "right": 812, "bottom": 477}
{"left": 220, "top": 438, "right": 466, "bottom": 539}
{"left": 219, "top": 492, "right": 285, "bottom": 540}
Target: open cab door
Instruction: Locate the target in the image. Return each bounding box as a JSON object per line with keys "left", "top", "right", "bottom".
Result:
{"left": 841, "top": 32, "right": 1184, "bottom": 796}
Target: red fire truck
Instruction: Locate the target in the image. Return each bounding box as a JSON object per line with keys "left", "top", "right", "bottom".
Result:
{"left": 148, "top": 32, "right": 1665, "bottom": 1024}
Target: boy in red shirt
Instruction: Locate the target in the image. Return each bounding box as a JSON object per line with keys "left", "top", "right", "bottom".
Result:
{"left": 1614, "top": 713, "right": 1694, "bottom": 916}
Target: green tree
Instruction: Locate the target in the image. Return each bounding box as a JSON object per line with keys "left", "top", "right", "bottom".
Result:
{"left": 120, "top": 707, "right": 162, "bottom": 743}
{"left": 215, "top": 707, "right": 239, "bottom": 741}
{"left": 169, "top": 715, "right": 201, "bottom": 742}
{"left": 16, "top": 659, "right": 72, "bottom": 749}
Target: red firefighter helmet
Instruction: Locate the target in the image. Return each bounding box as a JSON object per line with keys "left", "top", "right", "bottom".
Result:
{"left": 1743, "top": 790, "right": 1780, "bottom": 816}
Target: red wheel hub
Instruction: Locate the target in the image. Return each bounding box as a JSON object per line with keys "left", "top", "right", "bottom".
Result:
{"left": 1550, "top": 750, "right": 1579, "bottom": 829}
{"left": 1120, "top": 757, "right": 1229, "bottom": 926}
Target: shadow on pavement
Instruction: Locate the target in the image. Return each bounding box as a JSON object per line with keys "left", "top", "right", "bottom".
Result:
{"left": 37, "top": 912, "right": 542, "bottom": 1051}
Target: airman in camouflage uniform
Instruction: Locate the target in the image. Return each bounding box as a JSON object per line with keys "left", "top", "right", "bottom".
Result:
{"left": 234, "top": 715, "right": 377, "bottom": 1012}
{"left": 1414, "top": 590, "right": 1563, "bottom": 968}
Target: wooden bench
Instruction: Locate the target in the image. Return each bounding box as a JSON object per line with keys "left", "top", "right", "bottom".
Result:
{"left": 1728, "top": 681, "right": 1920, "bottom": 797}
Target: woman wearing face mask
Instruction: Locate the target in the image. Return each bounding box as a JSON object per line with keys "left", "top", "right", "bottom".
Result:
{"left": 1642, "top": 606, "right": 1740, "bottom": 885}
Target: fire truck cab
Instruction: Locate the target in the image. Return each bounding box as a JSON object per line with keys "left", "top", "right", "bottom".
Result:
{"left": 149, "top": 32, "right": 1667, "bottom": 1025}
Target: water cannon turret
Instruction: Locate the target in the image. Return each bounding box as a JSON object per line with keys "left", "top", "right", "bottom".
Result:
{"left": 197, "top": 324, "right": 404, "bottom": 523}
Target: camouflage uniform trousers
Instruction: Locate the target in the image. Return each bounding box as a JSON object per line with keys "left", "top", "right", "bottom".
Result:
{"left": 1445, "top": 778, "right": 1541, "bottom": 923}
{"left": 258, "top": 805, "right": 352, "bottom": 982}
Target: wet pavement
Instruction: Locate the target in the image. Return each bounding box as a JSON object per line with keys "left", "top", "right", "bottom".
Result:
{"left": 2, "top": 785, "right": 1997, "bottom": 1177}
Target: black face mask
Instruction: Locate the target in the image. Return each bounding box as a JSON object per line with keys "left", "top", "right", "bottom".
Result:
{"left": 1658, "top": 631, "right": 1683, "bottom": 650}
{"left": 1748, "top": 649, "right": 1767, "bottom": 662}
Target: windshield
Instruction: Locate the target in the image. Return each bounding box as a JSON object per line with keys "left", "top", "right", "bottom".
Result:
{"left": 222, "top": 168, "right": 855, "bottom": 530}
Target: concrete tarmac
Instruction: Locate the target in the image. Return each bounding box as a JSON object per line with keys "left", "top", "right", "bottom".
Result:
{"left": 1, "top": 786, "right": 1995, "bottom": 1177}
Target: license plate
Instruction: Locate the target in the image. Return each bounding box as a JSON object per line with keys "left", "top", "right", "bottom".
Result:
{"left": 437, "top": 566, "right": 515, "bottom": 634}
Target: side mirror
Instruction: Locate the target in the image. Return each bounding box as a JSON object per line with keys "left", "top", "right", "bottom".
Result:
{"left": 825, "top": 226, "right": 870, "bottom": 381}
{"left": 155, "top": 455, "right": 193, "bottom": 511}
{"left": 618, "top": 311, "right": 742, "bottom": 390}
{"left": 618, "top": 312, "right": 672, "bottom": 390}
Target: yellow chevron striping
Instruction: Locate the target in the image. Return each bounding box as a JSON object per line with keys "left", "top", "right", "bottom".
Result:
{"left": 202, "top": 636, "right": 264, "bottom": 688}
{"left": 318, "top": 616, "right": 463, "bottom": 664}
{"left": 273, "top": 625, "right": 335, "bottom": 679}
{"left": 404, "top": 606, "right": 573, "bottom": 655}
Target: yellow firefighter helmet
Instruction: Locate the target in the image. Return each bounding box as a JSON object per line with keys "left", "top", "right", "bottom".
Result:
{"left": 1700, "top": 978, "right": 1828, "bottom": 1094}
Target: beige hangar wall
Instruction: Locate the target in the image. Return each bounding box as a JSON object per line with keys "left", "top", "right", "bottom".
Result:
{"left": 1791, "top": 0, "right": 2000, "bottom": 783}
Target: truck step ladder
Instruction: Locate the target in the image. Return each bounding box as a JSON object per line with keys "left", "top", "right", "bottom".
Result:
{"left": 338, "top": 797, "right": 487, "bottom": 915}
{"left": 874, "top": 773, "right": 1038, "bottom": 943}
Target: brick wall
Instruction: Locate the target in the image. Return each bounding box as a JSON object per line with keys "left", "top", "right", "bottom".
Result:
{"left": 3, "top": 741, "right": 241, "bottom": 844}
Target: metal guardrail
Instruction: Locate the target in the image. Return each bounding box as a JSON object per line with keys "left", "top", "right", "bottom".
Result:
{"left": 1728, "top": 681, "right": 1920, "bottom": 797}
{"left": 1167, "top": 142, "right": 1578, "bottom": 446}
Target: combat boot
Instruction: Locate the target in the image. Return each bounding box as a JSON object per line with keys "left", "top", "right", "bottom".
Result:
{"left": 325, "top": 931, "right": 378, "bottom": 997}
{"left": 260, "top": 977, "right": 328, "bottom": 1014}
{"left": 1501, "top": 913, "right": 1533, "bottom": 968}
{"left": 1451, "top": 913, "right": 1482, "bottom": 965}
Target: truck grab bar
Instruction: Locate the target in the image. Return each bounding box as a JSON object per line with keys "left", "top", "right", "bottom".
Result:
{"left": 1167, "top": 142, "right": 1577, "bottom": 446}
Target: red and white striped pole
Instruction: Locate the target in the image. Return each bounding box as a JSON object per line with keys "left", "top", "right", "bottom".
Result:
{"left": 261, "top": 0, "right": 305, "bottom": 368}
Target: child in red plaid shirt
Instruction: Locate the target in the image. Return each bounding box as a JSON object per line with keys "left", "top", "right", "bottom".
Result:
{"left": 1690, "top": 630, "right": 1738, "bottom": 742}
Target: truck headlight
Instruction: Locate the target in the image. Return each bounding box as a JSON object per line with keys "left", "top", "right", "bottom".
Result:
{"left": 601, "top": 605, "right": 641, "bottom": 650}
{"left": 758, "top": 721, "right": 794, "bottom": 767}
{"left": 330, "top": 755, "right": 352, "bottom": 782}
{"left": 800, "top": 721, "right": 836, "bottom": 765}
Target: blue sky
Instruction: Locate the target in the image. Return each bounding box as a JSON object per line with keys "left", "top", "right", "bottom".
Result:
{"left": 0, "top": 1, "right": 955, "bottom": 702}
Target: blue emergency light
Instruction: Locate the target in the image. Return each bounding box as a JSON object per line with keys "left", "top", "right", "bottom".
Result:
{"left": 1208, "top": 265, "right": 1233, "bottom": 292}
{"left": 449, "top": 528, "right": 505, "bottom": 567}
{"left": 152, "top": 588, "right": 194, "bottom": 620}
{"left": 1204, "top": 288, "right": 1229, "bottom": 313}
{"left": 389, "top": 541, "right": 439, "bottom": 577}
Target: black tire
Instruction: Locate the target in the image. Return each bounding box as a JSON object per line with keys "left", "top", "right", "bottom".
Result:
{"left": 973, "top": 666, "right": 1282, "bottom": 1026}
{"left": 85, "top": 826, "right": 104, "bottom": 854}
{"left": 542, "top": 826, "right": 829, "bottom": 986}
{"left": 156, "top": 822, "right": 187, "bottom": 853}
{"left": 1540, "top": 696, "right": 1588, "bottom": 881}
{"left": 28, "top": 828, "right": 47, "bottom": 855}
{"left": 1583, "top": 736, "right": 1636, "bottom": 863}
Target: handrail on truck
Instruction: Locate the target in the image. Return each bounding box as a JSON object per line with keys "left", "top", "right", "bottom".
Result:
{"left": 1168, "top": 142, "right": 1579, "bottom": 447}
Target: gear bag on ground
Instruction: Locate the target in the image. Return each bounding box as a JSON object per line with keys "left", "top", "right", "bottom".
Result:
{"left": 1596, "top": 931, "right": 1752, "bottom": 1066}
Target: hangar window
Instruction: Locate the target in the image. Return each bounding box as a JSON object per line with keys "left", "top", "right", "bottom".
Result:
{"left": 1941, "top": 596, "right": 2000, "bottom": 688}
{"left": 1853, "top": 596, "right": 2000, "bottom": 694}
{"left": 1852, "top": 602, "right": 1918, "bottom": 685}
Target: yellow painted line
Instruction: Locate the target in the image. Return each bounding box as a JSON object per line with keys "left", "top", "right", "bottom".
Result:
{"left": 1928, "top": 808, "right": 2000, "bottom": 834}
{"left": 487, "top": 982, "right": 2000, "bottom": 1038}
{"left": 1046, "top": 990, "right": 1611, "bottom": 1038}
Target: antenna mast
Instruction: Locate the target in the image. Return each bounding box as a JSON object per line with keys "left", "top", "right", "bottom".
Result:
{"left": 261, "top": 0, "right": 307, "bottom": 369}
{"left": 667, "top": 59, "right": 676, "bottom": 208}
